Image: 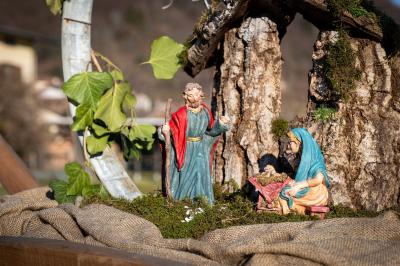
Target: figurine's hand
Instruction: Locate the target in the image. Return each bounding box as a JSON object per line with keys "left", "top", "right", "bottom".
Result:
{"left": 287, "top": 182, "right": 306, "bottom": 197}
{"left": 220, "top": 116, "right": 231, "bottom": 125}
{"left": 161, "top": 124, "right": 170, "bottom": 134}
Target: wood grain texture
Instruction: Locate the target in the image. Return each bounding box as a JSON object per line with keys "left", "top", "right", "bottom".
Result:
{"left": 0, "top": 236, "right": 181, "bottom": 266}
{"left": 0, "top": 135, "right": 38, "bottom": 194}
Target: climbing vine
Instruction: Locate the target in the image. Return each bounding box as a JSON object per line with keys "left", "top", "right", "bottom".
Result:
{"left": 45, "top": 0, "right": 187, "bottom": 202}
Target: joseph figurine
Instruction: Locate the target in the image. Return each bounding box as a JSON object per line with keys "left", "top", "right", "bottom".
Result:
{"left": 158, "top": 83, "right": 230, "bottom": 204}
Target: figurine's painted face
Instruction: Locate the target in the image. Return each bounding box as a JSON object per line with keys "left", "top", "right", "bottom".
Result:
{"left": 184, "top": 88, "right": 203, "bottom": 109}
{"left": 288, "top": 140, "right": 300, "bottom": 154}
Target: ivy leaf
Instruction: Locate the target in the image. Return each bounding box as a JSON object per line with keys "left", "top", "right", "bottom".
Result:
{"left": 92, "top": 122, "right": 109, "bottom": 137}
{"left": 99, "top": 186, "right": 110, "bottom": 199}
{"left": 46, "top": 0, "right": 63, "bottom": 15}
{"left": 82, "top": 184, "right": 101, "bottom": 197}
{"left": 71, "top": 103, "right": 93, "bottom": 131}
{"left": 123, "top": 93, "right": 137, "bottom": 110}
{"left": 111, "top": 70, "right": 124, "bottom": 81}
{"left": 144, "top": 36, "right": 185, "bottom": 79}
{"left": 94, "top": 82, "right": 129, "bottom": 132}
{"left": 121, "top": 135, "right": 140, "bottom": 160}
{"left": 87, "top": 134, "right": 109, "bottom": 155}
{"left": 63, "top": 72, "right": 113, "bottom": 110}
{"left": 65, "top": 162, "right": 91, "bottom": 196}
{"left": 128, "top": 124, "right": 156, "bottom": 143}
{"left": 49, "top": 179, "right": 76, "bottom": 204}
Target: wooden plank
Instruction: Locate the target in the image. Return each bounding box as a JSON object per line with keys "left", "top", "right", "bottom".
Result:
{"left": 0, "top": 135, "right": 39, "bottom": 194}
{"left": 0, "top": 236, "right": 183, "bottom": 266}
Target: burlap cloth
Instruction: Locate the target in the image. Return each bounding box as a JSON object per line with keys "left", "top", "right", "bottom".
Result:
{"left": 1, "top": 187, "right": 399, "bottom": 265}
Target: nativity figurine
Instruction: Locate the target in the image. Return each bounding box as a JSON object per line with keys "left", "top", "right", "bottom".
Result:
{"left": 278, "top": 128, "right": 331, "bottom": 215}
{"left": 158, "top": 83, "right": 230, "bottom": 204}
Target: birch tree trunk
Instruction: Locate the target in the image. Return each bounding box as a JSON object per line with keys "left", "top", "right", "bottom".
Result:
{"left": 62, "top": 0, "right": 141, "bottom": 200}
{"left": 212, "top": 17, "right": 282, "bottom": 186}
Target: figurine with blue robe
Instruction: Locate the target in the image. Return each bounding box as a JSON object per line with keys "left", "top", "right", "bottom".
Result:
{"left": 279, "top": 128, "right": 331, "bottom": 214}
{"left": 158, "top": 83, "right": 230, "bottom": 204}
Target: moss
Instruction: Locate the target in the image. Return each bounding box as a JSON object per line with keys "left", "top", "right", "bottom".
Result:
{"left": 326, "top": 0, "right": 375, "bottom": 19}
{"left": 326, "top": 204, "right": 380, "bottom": 218}
{"left": 361, "top": 0, "right": 400, "bottom": 56}
{"left": 312, "top": 106, "right": 337, "bottom": 122}
{"left": 326, "top": 0, "right": 400, "bottom": 57}
{"left": 177, "top": 44, "right": 189, "bottom": 67}
{"left": 271, "top": 118, "right": 289, "bottom": 141}
{"left": 83, "top": 190, "right": 390, "bottom": 239}
{"left": 325, "top": 30, "right": 361, "bottom": 100}
{"left": 194, "top": 9, "right": 212, "bottom": 36}
{"left": 83, "top": 190, "right": 316, "bottom": 239}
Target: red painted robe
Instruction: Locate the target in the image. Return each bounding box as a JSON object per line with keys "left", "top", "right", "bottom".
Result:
{"left": 168, "top": 104, "right": 215, "bottom": 171}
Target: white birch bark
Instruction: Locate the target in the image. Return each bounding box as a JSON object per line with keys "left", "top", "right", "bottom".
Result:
{"left": 61, "top": 0, "right": 141, "bottom": 200}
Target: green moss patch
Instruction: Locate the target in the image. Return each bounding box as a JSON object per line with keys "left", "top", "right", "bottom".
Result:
{"left": 326, "top": 0, "right": 375, "bottom": 18}
{"left": 312, "top": 106, "right": 337, "bottom": 122}
{"left": 325, "top": 30, "right": 361, "bottom": 100}
{"left": 271, "top": 118, "right": 289, "bottom": 141}
{"left": 84, "top": 190, "right": 316, "bottom": 239}
{"left": 83, "top": 187, "right": 383, "bottom": 239}
{"left": 326, "top": 0, "right": 400, "bottom": 56}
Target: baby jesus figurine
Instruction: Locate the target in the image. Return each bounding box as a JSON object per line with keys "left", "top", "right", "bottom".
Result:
{"left": 248, "top": 165, "right": 291, "bottom": 211}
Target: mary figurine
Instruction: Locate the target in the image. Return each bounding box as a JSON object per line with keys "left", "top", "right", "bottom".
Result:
{"left": 279, "top": 128, "right": 331, "bottom": 214}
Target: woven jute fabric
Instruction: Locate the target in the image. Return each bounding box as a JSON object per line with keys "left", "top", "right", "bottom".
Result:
{"left": 1, "top": 187, "right": 400, "bottom": 265}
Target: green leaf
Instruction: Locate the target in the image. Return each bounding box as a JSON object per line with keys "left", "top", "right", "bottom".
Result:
{"left": 62, "top": 72, "right": 113, "bottom": 110}
{"left": 71, "top": 104, "right": 93, "bottom": 131}
{"left": 64, "top": 162, "right": 91, "bottom": 196}
{"left": 92, "top": 122, "right": 109, "bottom": 137}
{"left": 94, "top": 82, "right": 129, "bottom": 132}
{"left": 144, "top": 36, "right": 185, "bottom": 79}
{"left": 99, "top": 186, "right": 110, "bottom": 199}
{"left": 123, "top": 93, "right": 137, "bottom": 110}
{"left": 49, "top": 179, "right": 76, "bottom": 204}
{"left": 46, "top": 0, "right": 63, "bottom": 15}
{"left": 111, "top": 70, "right": 124, "bottom": 81}
{"left": 87, "top": 134, "right": 109, "bottom": 155}
{"left": 82, "top": 184, "right": 101, "bottom": 197}
{"left": 94, "top": 52, "right": 121, "bottom": 72}
{"left": 121, "top": 135, "right": 140, "bottom": 160}
{"left": 128, "top": 124, "right": 156, "bottom": 143}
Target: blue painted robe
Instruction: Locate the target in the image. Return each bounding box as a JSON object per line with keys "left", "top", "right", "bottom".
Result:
{"left": 159, "top": 108, "right": 228, "bottom": 204}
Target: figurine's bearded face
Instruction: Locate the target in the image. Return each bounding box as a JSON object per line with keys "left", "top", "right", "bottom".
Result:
{"left": 183, "top": 83, "right": 204, "bottom": 109}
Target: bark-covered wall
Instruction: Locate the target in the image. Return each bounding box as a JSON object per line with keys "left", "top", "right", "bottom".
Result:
{"left": 212, "top": 17, "right": 282, "bottom": 186}
{"left": 307, "top": 31, "right": 400, "bottom": 211}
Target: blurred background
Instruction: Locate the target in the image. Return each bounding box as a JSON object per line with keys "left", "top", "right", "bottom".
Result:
{"left": 0, "top": 0, "right": 399, "bottom": 195}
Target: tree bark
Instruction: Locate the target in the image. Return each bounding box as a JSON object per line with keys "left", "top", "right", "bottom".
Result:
{"left": 212, "top": 16, "right": 282, "bottom": 186}
{"left": 306, "top": 31, "right": 400, "bottom": 211}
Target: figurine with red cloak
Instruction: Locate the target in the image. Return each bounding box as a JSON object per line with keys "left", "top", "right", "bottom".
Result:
{"left": 158, "top": 83, "right": 230, "bottom": 204}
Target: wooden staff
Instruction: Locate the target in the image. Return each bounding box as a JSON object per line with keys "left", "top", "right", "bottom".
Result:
{"left": 163, "top": 99, "right": 173, "bottom": 198}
